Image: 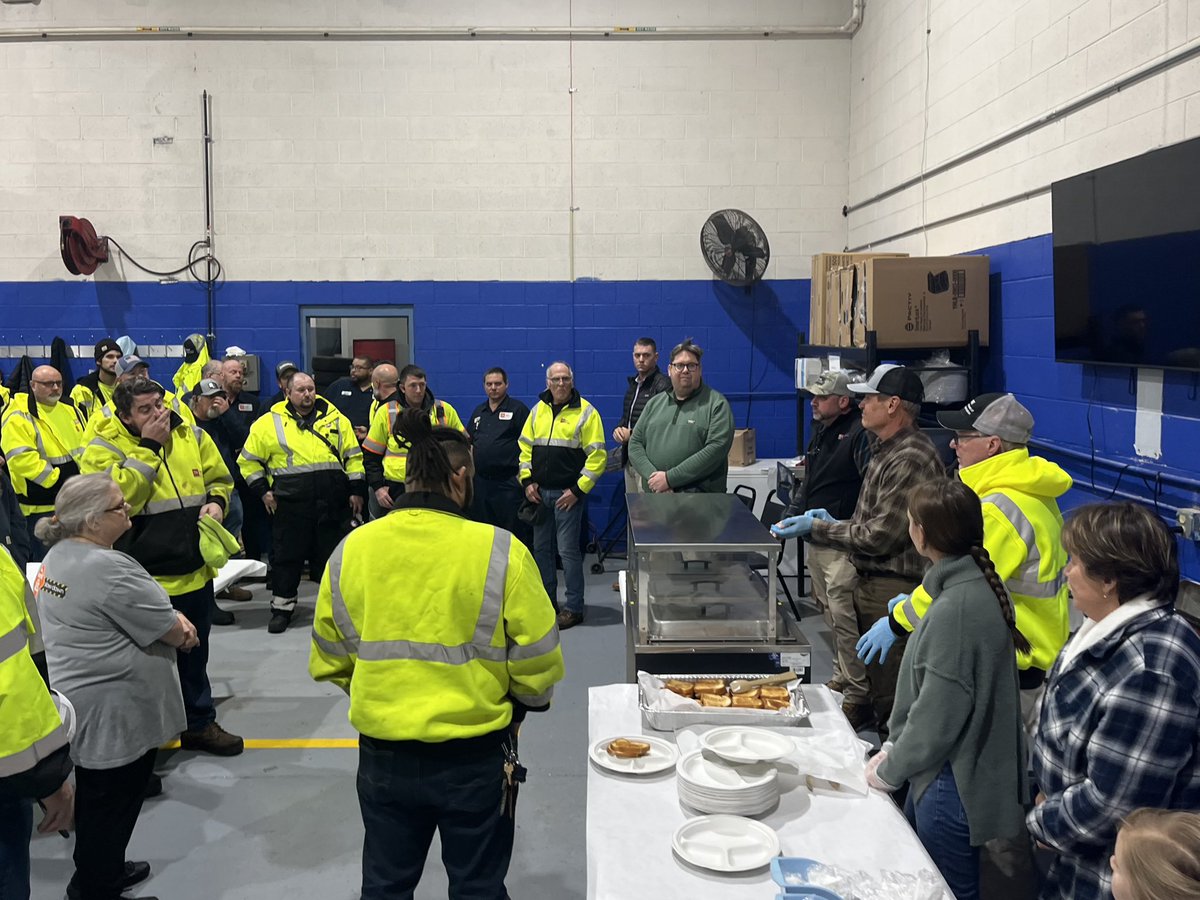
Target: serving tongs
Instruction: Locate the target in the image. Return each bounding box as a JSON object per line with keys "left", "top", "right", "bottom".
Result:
{"left": 728, "top": 669, "right": 797, "bottom": 695}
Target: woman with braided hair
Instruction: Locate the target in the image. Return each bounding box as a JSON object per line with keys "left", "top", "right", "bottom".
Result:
{"left": 864, "top": 478, "right": 1028, "bottom": 900}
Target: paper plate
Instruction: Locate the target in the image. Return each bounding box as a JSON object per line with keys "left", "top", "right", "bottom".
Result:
{"left": 701, "top": 726, "right": 796, "bottom": 764}
{"left": 672, "top": 814, "right": 781, "bottom": 873}
{"left": 589, "top": 734, "right": 679, "bottom": 775}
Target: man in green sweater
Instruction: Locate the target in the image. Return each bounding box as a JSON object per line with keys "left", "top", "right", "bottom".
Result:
{"left": 627, "top": 339, "right": 734, "bottom": 493}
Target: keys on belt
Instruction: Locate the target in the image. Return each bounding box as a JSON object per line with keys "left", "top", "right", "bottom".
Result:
{"left": 501, "top": 735, "right": 527, "bottom": 820}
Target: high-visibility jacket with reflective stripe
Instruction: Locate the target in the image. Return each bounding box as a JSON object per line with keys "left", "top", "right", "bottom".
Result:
{"left": 309, "top": 493, "right": 565, "bottom": 742}
{"left": 69, "top": 376, "right": 115, "bottom": 423}
{"left": 86, "top": 387, "right": 195, "bottom": 435}
{"left": 361, "top": 395, "right": 466, "bottom": 487}
{"left": 0, "top": 394, "right": 87, "bottom": 514}
{"left": 0, "top": 547, "right": 68, "bottom": 780}
{"left": 894, "top": 449, "right": 1072, "bottom": 672}
{"left": 238, "top": 398, "right": 365, "bottom": 497}
{"left": 80, "top": 411, "right": 234, "bottom": 596}
{"left": 518, "top": 389, "right": 607, "bottom": 495}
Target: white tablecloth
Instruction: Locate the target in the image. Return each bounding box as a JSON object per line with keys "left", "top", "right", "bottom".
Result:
{"left": 27, "top": 557, "right": 266, "bottom": 595}
{"left": 586, "top": 683, "right": 952, "bottom": 900}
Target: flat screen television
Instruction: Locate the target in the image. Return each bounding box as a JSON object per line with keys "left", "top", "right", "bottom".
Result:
{"left": 1052, "top": 137, "right": 1200, "bottom": 371}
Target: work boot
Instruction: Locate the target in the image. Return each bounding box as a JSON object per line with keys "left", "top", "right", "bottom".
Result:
{"left": 180, "top": 722, "right": 244, "bottom": 756}
{"left": 611, "top": 580, "right": 620, "bottom": 592}
{"left": 66, "top": 861, "right": 152, "bottom": 899}
{"left": 143, "top": 772, "right": 163, "bottom": 799}
{"left": 825, "top": 677, "right": 847, "bottom": 693}
{"left": 217, "top": 585, "right": 253, "bottom": 602}
{"left": 211, "top": 605, "right": 235, "bottom": 626}
{"left": 268, "top": 608, "right": 293, "bottom": 634}
{"left": 842, "top": 700, "right": 876, "bottom": 733}
{"left": 556, "top": 609, "right": 585, "bottom": 630}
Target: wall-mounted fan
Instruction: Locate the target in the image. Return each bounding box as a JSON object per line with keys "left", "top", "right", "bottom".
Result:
{"left": 700, "top": 209, "right": 770, "bottom": 287}
{"left": 59, "top": 216, "right": 110, "bottom": 276}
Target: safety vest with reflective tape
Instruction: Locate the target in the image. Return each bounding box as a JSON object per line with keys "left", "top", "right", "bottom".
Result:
{"left": 894, "top": 448, "right": 1072, "bottom": 672}
{"left": 518, "top": 389, "right": 607, "bottom": 495}
{"left": 362, "top": 395, "right": 466, "bottom": 485}
{"left": 238, "top": 397, "right": 365, "bottom": 496}
{"left": 0, "top": 393, "right": 87, "bottom": 515}
{"left": 80, "top": 410, "right": 234, "bottom": 596}
{"left": 69, "top": 377, "right": 114, "bottom": 424}
{"left": 309, "top": 492, "right": 564, "bottom": 742}
{"left": 0, "top": 547, "right": 67, "bottom": 780}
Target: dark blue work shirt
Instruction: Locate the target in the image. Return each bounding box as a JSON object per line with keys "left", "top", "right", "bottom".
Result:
{"left": 466, "top": 394, "right": 530, "bottom": 480}
{"left": 324, "top": 377, "right": 375, "bottom": 430}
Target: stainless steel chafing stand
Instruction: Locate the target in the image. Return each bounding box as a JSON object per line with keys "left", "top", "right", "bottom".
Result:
{"left": 623, "top": 493, "right": 809, "bottom": 682}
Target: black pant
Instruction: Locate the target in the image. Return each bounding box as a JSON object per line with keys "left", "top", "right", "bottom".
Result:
{"left": 171, "top": 582, "right": 215, "bottom": 732}
{"left": 357, "top": 735, "right": 513, "bottom": 900}
{"left": 270, "top": 502, "right": 350, "bottom": 602}
{"left": 70, "top": 749, "right": 156, "bottom": 900}
{"left": 470, "top": 476, "right": 530, "bottom": 548}
{"left": 237, "top": 481, "right": 273, "bottom": 562}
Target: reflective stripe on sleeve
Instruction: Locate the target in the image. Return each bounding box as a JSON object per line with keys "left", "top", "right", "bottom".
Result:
{"left": 120, "top": 457, "right": 158, "bottom": 481}
{"left": 310, "top": 628, "right": 356, "bottom": 659}
{"left": 326, "top": 544, "right": 361, "bottom": 651}
{"left": 472, "top": 529, "right": 510, "bottom": 647}
{"left": 0, "top": 621, "right": 29, "bottom": 665}
{"left": 899, "top": 597, "right": 920, "bottom": 630}
{"left": 29, "top": 461, "right": 57, "bottom": 486}
{"left": 508, "top": 625, "right": 560, "bottom": 662}
{"left": 142, "top": 494, "right": 206, "bottom": 515}
{"left": 0, "top": 721, "right": 69, "bottom": 778}
{"left": 3, "top": 446, "right": 36, "bottom": 461}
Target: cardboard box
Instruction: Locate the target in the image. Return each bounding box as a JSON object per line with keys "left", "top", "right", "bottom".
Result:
{"left": 845, "top": 255, "right": 990, "bottom": 349}
{"left": 728, "top": 429, "right": 756, "bottom": 467}
{"left": 810, "top": 252, "right": 906, "bottom": 346}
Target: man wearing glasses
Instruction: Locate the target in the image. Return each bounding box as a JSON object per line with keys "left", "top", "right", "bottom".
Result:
{"left": 325, "top": 355, "right": 376, "bottom": 443}
{"left": 519, "top": 362, "right": 607, "bottom": 629}
{"left": 857, "top": 392, "right": 1071, "bottom": 733}
{"left": 0, "top": 366, "right": 87, "bottom": 560}
{"left": 626, "top": 339, "right": 734, "bottom": 495}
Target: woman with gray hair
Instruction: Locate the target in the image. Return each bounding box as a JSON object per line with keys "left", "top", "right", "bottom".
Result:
{"left": 34, "top": 473, "right": 198, "bottom": 900}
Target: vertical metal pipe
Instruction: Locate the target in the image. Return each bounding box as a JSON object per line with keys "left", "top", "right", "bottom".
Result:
{"left": 201, "top": 90, "right": 216, "bottom": 346}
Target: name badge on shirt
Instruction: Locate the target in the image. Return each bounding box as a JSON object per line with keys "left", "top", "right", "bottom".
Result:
{"left": 238, "top": 403, "right": 254, "bottom": 412}
{"left": 498, "top": 411, "right": 513, "bottom": 420}
{"left": 341, "top": 390, "right": 352, "bottom": 396}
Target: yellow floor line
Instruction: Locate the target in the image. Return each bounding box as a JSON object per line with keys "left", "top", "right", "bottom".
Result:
{"left": 162, "top": 738, "right": 358, "bottom": 750}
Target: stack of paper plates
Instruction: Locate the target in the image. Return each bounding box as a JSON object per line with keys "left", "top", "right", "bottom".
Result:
{"left": 676, "top": 750, "right": 779, "bottom": 816}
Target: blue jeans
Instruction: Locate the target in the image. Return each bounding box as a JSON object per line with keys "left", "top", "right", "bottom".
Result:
{"left": 357, "top": 735, "right": 513, "bottom": 900}
{"left": 0, "top": 795, "right": 32, "bottom": 900}
{"left": 223, "top": 490, "right": 244, "bottom": 541}
{"left": 171, "top": 582, "right": 216, "bottom": 731}
{"left": 532, "top": 488, "right": 585, "bottom": 614}
{"left": 905, "top": 762, "right": 979, "bottom": 900}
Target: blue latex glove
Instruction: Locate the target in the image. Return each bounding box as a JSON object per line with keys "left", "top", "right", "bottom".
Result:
{"left": 856, "top": 616, "right": 897, "bottom": 665}
{"left": 771, "top": 515, "right": 814, "bottom": 539}
{"left": 806, "top": 508, "right": 836, "bottom": 522}
{"left": 887, "top": 592, "right": 909, "bottom": 613}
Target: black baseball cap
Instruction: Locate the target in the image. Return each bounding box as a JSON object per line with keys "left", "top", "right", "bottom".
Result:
{"left": 275, "top": 361, "right": 299, "bottom": 379}
{"left": 847, "top": 364, "right": 925, "bottom": 403}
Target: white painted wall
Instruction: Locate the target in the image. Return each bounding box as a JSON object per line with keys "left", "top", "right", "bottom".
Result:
{"left": 846, "top": 0, "right": 1200, "bottom": 254}
{"left": 0, "top": 0, "right": 854, "bottom": 282}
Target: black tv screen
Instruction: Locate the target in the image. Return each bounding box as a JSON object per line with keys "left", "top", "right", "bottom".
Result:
{"left": 1052, "top": 137, "right": 1200, "bottom": 371}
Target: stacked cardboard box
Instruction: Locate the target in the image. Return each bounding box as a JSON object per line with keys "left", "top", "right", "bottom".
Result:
{"left": 809, "top": 252, "right": 906, "bottom": 344}
{"left": 815, "top": 254, "right": 991, "bottom": 349}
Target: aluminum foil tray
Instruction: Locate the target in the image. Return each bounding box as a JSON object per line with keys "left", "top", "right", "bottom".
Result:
{"left": 638, "top": 672, "right": 811, "bottom": 732}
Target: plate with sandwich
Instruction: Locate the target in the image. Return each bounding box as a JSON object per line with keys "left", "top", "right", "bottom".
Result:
{"left": 589, "top": 734, "right": 680, "bottom": 775}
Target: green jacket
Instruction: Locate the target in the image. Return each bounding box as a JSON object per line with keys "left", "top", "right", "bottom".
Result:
{"left": 626, "top": 382, "right": 734, "bottom": 494}
{"left": 878, "top": 554, "right": 1028, "bottom": 846}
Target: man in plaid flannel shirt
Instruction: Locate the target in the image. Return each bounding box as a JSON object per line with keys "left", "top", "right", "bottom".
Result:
{"left": 775, "top": 365, "right": 945, "bottom": 736}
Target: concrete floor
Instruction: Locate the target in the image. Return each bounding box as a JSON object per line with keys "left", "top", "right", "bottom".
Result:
{"left": 29, "top": 560, "right": 835, "bottom": 900}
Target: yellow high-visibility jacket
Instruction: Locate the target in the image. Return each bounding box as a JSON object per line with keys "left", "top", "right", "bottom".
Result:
{"left": 1, "top": 394, "right": 88, "bottom": 515}
{"left": 362, "top": 393, "right": 466, "bottom": 488}
{"left": 69, "top": 375, "right": 115, "bottom": 423}
{"left": 0, "top": 547, "right": 69, "bottom": 783}
{"left": 238, "top": 397, "right": 365, "bottom": 502}
{"left": 80, "top": 410, "right": 234, "bottom": 596}
{"left": 87, "top": 386, "right": 194, "bottom": 434}
{"left": 892, "top": 449, "right": 1072, "bottom": 673}
{"left": 518, "top": 389, "right": 607, "bottom": 496}
{"left": 309, "top": 492, "right": 564, "bottom": 741}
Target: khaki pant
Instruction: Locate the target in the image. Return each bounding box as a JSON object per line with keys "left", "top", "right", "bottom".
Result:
{"left": 623, "top": 465, "right": 643, "bottom": 494}
{"left": 806, "top": 544, "right": 869, "bottom": 703}
{"left": 854, "top": 572, "right": 918, "bottom": 739}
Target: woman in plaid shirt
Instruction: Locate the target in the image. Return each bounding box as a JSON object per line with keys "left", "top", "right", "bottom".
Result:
{"left": 1029, "top": 502, "right": 1200, "bottom": 900}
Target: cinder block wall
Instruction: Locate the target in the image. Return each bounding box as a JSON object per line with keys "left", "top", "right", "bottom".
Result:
{"left": 847, "top": 0, "right": 1200, "bottom": 577}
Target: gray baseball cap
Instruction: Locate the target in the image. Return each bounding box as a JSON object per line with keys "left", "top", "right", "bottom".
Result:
{"left": 114, "top": 354, "right": 149, "bottom": 378}
{"left": 804, "top": 370, "right": 854, "bottom": 397}
{"left": 937, "top": 392, "right": 1034, "bottom": 444}
{"left": 195, "top": 378, "right": 226, "bottom": 398}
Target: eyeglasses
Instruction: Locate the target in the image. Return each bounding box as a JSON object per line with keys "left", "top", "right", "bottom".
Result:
{"left": 548, "top": 376, "right": 573, "bottom": 384}
{"left": 670, "top": 363, "right": 700, "bottom": 372}
{"left": 32, "top": 379, "right": 63, "bottom": 387}
{"left": 106, "top": 501, "right": 131, "bottom": 514}
{"left": 950, "top": 432, "right": 988, "bottom": 446}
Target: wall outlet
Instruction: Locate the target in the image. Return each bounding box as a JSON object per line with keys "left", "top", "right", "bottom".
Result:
{"left": 1177, "top": 508, "right": 1200, "bottom": 541}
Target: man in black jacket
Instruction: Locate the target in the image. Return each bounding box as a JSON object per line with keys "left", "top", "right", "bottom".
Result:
{"left": 785, "top": 370, "right": 873, "bottom": 727}
{"left": 612, "top": 338, "right": 671, "bottom": 494}
{"left": 466, "top": 367, "right": 530, "bottom": 545}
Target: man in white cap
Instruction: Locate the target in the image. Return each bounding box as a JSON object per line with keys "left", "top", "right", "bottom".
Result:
{"left": 857, "top": 392, "right": 1072, "bottom": 732}
{"left": 774, "top": 364, "right": 944, "bottom": 737}
{"left": 782, "top": 370, "right": 872, "bottom": 724}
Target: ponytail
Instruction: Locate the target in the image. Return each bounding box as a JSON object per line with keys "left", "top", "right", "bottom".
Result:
{"left": 968, "top": 544, "right": 1032, "bottom": 656}
{"left": 394, "top": 407, "right": 472, "bottom": 495}
{"left": 33, "top": 514, "right": 70, "bottom": 548}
